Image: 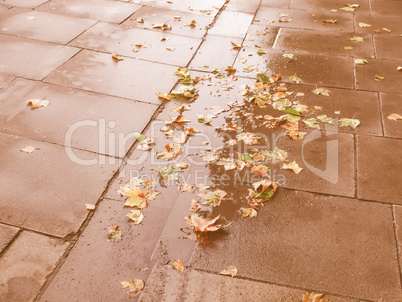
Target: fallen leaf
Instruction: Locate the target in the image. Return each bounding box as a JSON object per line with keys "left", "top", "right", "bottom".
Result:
{"left": 387, "top": 113, "right": 402, "bottom": 121}
{"left": 317, "top": 115, "right": 334, "bottom": 124}
{"left": 27, "top": 98, "right": 49, "bottom": 109}
{"left": 344, "top": 46, "right": 354, "bottom": 50}
{"left": 172, "top": 260, "right": 184, "bottom": 272}
{"left": 127, "top": 209, "right": 144, "bottom": 225}
{"left": 323, "top": 19, "right": 337, "bottom": 24}
{"left": 157, "top": 92, "right": 172, "bottom": 101}
{"left": 220, "top": 266, "right": 237, "bottom": 277}
{"left": 178, "top": 183, "right": 193, "bottom": 192}
{"left": 112, "top": 52, "right": 123, "bottom": 61}
{"left": 289, "top": 74, "right": 301, "bottom": 84}
{"left": 133, "top": 132, "right": 145, "bottom": 142}
{"left": 252, "top": 165, "right": 270, "bottom": 177}
{"left": 185, "top": 20, "right": 197, "bottom": 27}
{"left": 282, "top": 161, "right": 303, "bottom": 174}
{"left": 85, "top": 204, "right": 95, "bottom": 210}
{"left": 242, "top": 208, "right": 258, "bottom": 218}
{"left": 158, "top": 166, "right": 182, "bottom": 180}
{"left": 283, "top": 53, "right": 294, "bottom": 59}
{"left": 397, "top": 66, "right": 402, "bottom": 71}
{"left": 125, "top": 188, "right": 148, "bottom": 209}
{"left": 375, "top": 74, "right": 384, "bottom": 80}
{"left": 20, "top": 146, "right": 36, "bottom": 153}
{"left": 312, "top": 87, "right": 330, "bottom": 96}
{"left": 152, "top": 23, "right": 171, "bottom": 30}
{"left": 359, "top": 22, "right": 371, "bottom": 28}
{"left": 121, "top": 279, "right": 145, "bottom": 296}
{"left": 257, "top": 49, "right": 266, "bottom": 55}
{"left": 198, "top": 113, "right": 216, "bottom": 124}
{"left": 190, "top": 199, "right": 200, "bottom": 212}
{"left": 339, "top": 4, "right": 359, "bottom": 11}
{"left": 236, "top": 132, "right": 261, "bottom": 145}
{"left": 185, "top": 214, "right": 221, "bottom": 243}
{"left": 137, "top": 18, "right": 144, "bottom": 23}
{"left": 349, "top": 36, "right": 364, "bottom": 42}
{"left": 354, "top": 59, "right": 368, "bottom": 65}
{"left": 166, "top": 47, "right": 175, "bottom": 51}
{"left": 382, "top": 27, "right": 392, "bottom": 32}
{"left": 303, "top": 118, "right": 320, "bottom": 129}
{"left": 198, "top": 189, "right": 227, "bottom": 207}
{"left": 107, "top": 225, "right": 122, "bottom": 241}
{"left": 302, "top": 292, "right": 332, "bottom": 302}
{"left": 339, "top": 118, "right": 360, "bottom": 129}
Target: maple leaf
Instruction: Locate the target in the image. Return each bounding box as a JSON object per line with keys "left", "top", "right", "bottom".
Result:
{"left": 172, "top": 104, "right": 191, "bottom": 113}
{"left": 185, "top": 214, "right": 222, "bottom": 243}
{"left": 20, "top": 146, "right": 36, "bottom": 153}
{"left": 289, "top": 74, "right": 301, "bottom": 84}
{"left": 157, "top": 92, "right": 172, "bottom": 101}
{"left": 178, "top": 183, "right": 193, "bottom": 192}
{"left": 220, "top": 266, "right": 237, "bottom": 277}
{"left": 127, "top": 210, "right": 144, "bottom": 225}
{"left": 340, "top": 4, "right": 359, "bottom": 11}
{"left": 85, "top": 204, "right": 95, "bottom": 210}
{"left": 174, "top": 67, "right": 191, "bottom": 79}
{"left": 339, "top": 118, "right": 360, "bottom": 129}
{"left": 226, "top": 139, "right": 238, "bottom": 146}
{"left": 354, "top": 59, "right": 368, "bottom": 65}
{"left": 144, "top": 190, "right": 160, "bottom": 200}
{"left": 112, "top": 52, "right": 123, "bottom": 61}
{"left": 317, "top": 115, "right": 334, "bottom": 124}
{"left": 312, "top": 87, "right": 330, "bottom": 96}
{"left": 388, "top": 113, "right": 402, "bottom": 121}
{"left": 172, "top": 260, "right": 184, "bottom": 272}
{"left": 27, "top": 98, "right": 49, "bottom": 109}
{"left": 124, "top": 188, "right": 148, "bottom": 209}
{"left": 282, "top": 161, "right": 303, "bottom": 174}
{"left": 198, "top": 189, "right": 227, "bottom": 207}
{"left": 242, "top": 208, "right": 258, "bottom": 218}
{"left": 107, "top": 226, "right": 122, "bottom": 241}
{"left": 121, "top": 279, "right": 145, "bottom": 296}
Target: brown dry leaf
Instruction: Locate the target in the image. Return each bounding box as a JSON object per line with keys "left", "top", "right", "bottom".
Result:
{"left": 27, "top": 98, "right": 49, "bottom": 109}
{"left": 388, "top": 113, "right": 402, "bottom": 121}
{"left": 172, "top": 259, "right": 184, "bottom": 272}
{"left": 252, "top": 165, "right": 270, "bottom": 177}
{"left": 144, "top": 190, "right": 160, "bottom": 200}
{"left": 166, "top": 47, "right": 175, "bottom": 51}
{"left": 107, "top": 225, "right": 122, "bottom": 241}
{"left": 174, "top": 16, "right": 181, "bottom": 21}
{"left": 20, "top": 146, "right": 36, "bottom": 153}
{"left": 185, "top": 214, "right": 221, "bottom": 243}
{"left": 190, "top": 199, "right": 200, "bottom": 212}
{"left": 125, "top": 188, "right": 148, "bottom": 209}
{"left": 185, "top": 20, "right": 197, "bottom": 27}
{"left": 126, "top": 210, "right": 144, "bottom": 225}
{"left": 220, "top": 266, "right": 237, "bottom": 277}
{"left": 231, "top": 41, "right": 241, "bottom": 49}
{"left": 178, "top": 183, "right": 193, "bottom": 192}
{"left": 157, "top": 92, "right": 172, "bottom": 101}
{"left": 121, "top": 279, "right": 145, "bottom": 296}
{"left": 323, "top": 19, "right": 337, "bottom": 24}
{"left": 302, "top": 292, "right": 331, "bottom": 302}
{"left": 198, "top": 189, "right": 227, "bottom": 207}
{"left": 112, "top": 52, "right": 123, "bottom": 61}
{"left": 282, "top": 161, "right": 303, "bottom": 174}
{"left": 152, "top": 23, "right": 172, "bottom": 30}
{"left": 236, "top": 132, "right": 261, "bottom": 145}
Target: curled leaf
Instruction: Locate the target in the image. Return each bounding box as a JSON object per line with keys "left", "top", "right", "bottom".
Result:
{"left": 20, "top": 146, "right": 36, "bottom": 153}
{"left": 27, "top": 98, "right": 49, "bottom": 109}
{"left": 126, "top": 210, "right": 144, "bottom": 225}
{"left": 282, "top": 161, "right": 303, "bottom": 174}
{"left": 172, "top": 260, "right": 184, "bottom": 272}
{"left": 121, "top": 279, "right": 145, "bottom": 296}
{"left": 220, "top": 266, "right": 237, "bottom": 277}
{"left": 107, "top": 225, "right": 122, "bottom": 241}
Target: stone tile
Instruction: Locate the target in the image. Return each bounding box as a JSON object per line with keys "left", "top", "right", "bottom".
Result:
{"left": 190, "top": 189, "right": 401, "bottom": 301}
{"left": 36, "top": 0, "right": 142, "bottom": 23}
{"left": 0, "top": 4, "right": 8, "bottom": 13}
{"left": 0, "top": 231, "right": 68, "bottom": 301}
{"left": 208, "top": 11, "right": 254, "bottom": 38}
{"left": 260, "top": 0, "right": 292, "bottom": 8}
{"left": 0, "top": 133, "right": 119, "bottom": 237}
{"left": 243, "top": 24, "right": 279, "bottom": 49}
{"left": 0, "top": 0, "right": 48, "bottom": 7}
{"left": 44, "top": 49, "right": 178, "bottom": 104}
{"left": 371, "top": 0, "right": 402, "bottom": 15}
{"left": 40, "top": 199, "right": 170, "bottom": 302}
{"left": 357, "top": 135, "right": 402, "bottom": 204}
{"left": 380, "top": 92, "right": 402, "bottom": 139}
{"left": 123, "top": 6, "right": 214, "bottom": 39}
{"left": 374, "top": 35, "right": 402, "bottom": 61}
{"left": 0, "top": 34, "right": 79, "bottom": 80}
{"left": 394, "top": 205, "right": 402, "bottom": 278}
{"left": 274, "top": 28, "right": 375, "bottom": 58}
{"left": 0, "top": 78, "right": 158, "bottom": 156}
{"left": 355, "top": 58, "right": 402, "bottom": 94}
{"left": 255, "top": 7, "right": 354, "bottom": 32}
{"left": 0, "top": 7, "right": 96, "bottom": 44}
{"left": 139, "top": 265, "right": 358, "bottom": 302}
{"left": 234, "top": 49, "right": 354, "bottom": 89}
{"left": 290, "top": 0, "right": 370, "bottom": 14}
{"left": 189, "top": 35, "right": 242, "bottom": 71}
{"left": 0, "top": 223, "right": 18, "bottom": 254}
{"left": 141, "top": 0, "right": 225, "bottom": 17}
{"left": 70, "top": 22, "right": 202, "bottom": 66}
{"left": 0, "top": 74, "right": 13, "bottom": 89}
{"left": 225, "top": 0, "right": 260, "bottom": 14}
{"left": 354, "top": 14, "right": 401, "bottom": 36}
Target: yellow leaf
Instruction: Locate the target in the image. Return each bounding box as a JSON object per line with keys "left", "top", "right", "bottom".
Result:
{"left": 127, "top": 210, "right": 144, "bottom": 225}
{"left": 27, "top": 98, "right": 49, "bottom": 109}
{"left": 242, "top": 208, "right": 258, "bottom": 218}
{"left": 121, "top": 279, "right": 145, "bottom": 296}
{"left": 339, "top": 118, "right": 360, "bottom": 129}
{"left": 178, "top": 183, "right": 193, "bottom": 192}
{"left": 85, "top": 204, "right": 95, "bottom": 210}
{"left": 220, "top": 266, "right": 237, "bottom": 277}
{"left": 282, "top": 161, "right": 303, "bottom": 174}
{"left": 359, "top": 22, "right": 371, "bottom": 28}
{"left": 157, "top": 92, "right": 172, "bottom": 101}
{"left": 388, "top": 113, "right": 402, "bottom": 121}
{"left": 125, "top": 188, "right": 148, "bottom": 209}
{"left": 172, "top": 259, "right": 184, "bottom": 272}
{"left": 112, "top": 52, "right": 123, "bottom": 61}
{"left": 20, "top": 146, "right": 36, "bottom": 153}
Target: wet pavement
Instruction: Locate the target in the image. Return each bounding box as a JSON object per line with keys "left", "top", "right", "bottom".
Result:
{"left": 0, "top": 0, "right": 401, "bottom": 301}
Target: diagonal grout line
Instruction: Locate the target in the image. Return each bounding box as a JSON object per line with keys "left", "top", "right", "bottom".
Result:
{"left": 0, "top": 229, "right": 22, "bottom": 259}
{"left": 391, "top": 205, "right": 402, "bottom": 291}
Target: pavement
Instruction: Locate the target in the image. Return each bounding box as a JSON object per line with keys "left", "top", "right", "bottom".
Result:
{"left": 0, "top": 0, "right": 401, "bottom": 301}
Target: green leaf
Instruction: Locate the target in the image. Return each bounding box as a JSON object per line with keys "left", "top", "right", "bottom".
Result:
{"left": 283, "top": 108, "right": 301, "bottom": 116}
{"left": 257, "top": 49, "right": 266, "bottom": 55}
{"left": 133, "top": 132, "right": 145, "bottom": 142}
{"left": 289, "top": 74, "right": 301, "bottom": 84}
{"left": 339, "top": 118, "right": 360, "bottom": 129}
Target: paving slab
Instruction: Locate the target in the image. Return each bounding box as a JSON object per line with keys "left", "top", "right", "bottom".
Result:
{"left": 374, "top": 35, "right": 402, "bottom": 61}
{"left": 44, "top": 49, "right": 178, "bottom": 104}
{"left": 0, "top": 0, "right": 48, "bottom": 8}
{"left": 208, "top": 11, "right": 254, "bottom": 38}
{"left": 354, "top": 14, "right": 401, "bottom": 36}
{"left": 0, "top": 223, "right": 19, "bottom": 254}
{"left": 141, "top": 0, "right": 225, "bottom": 17}
{"left": 225, "top": 0, "right": 260, "bottom": 14}
{"left": 0, "top": 231, "right": 68, "bottom": 302}
{"left": 139, "top": 265, "right": 358, "bottom": 302}
{"left": 0, "top": 132, "right": 120, "bottom": 237}
{"left": 357, "top": 135, "right": 402, "bottom": 204}
{"left": 189, "top": 35, "right": 242, "bottom": 71}
{"left": 274, "top": 28, "right": 375, "bottom": 58}
{"left": 355, "top": 58, "right": 402, "bottom": 94}
{"left": 234, "top": 49, "right": 354, "bottom": 89}
{"left": 40, "top": 199, "right": 170, "bottom": 302}
{"left": 123, "top": 5, "right": 214, "bottom": 39}
{"left": 190, "top": 189, "right": 401, "bottom": 301}
{"left": 371, "top": 0, "right": 402, "bottom": 15}
{"left": 380, "top": 92, "right": 402, "bottom": 139}
{"left": 243, "top": 24, "right": 279, "bottom": 49}
{"left": 0, "top": 78, "right": 158, "bottom": 156}
{"left": 0, "top": 4, "right": 8, "bottom": 13}
{"left": 36, "top": 0, "right": 142, "bottom": 23}
{"left": 0, "top": 7, "right": 96, "bottom": 44}
{"left": 290, "top": 0, "right": 370, "bottom": 14}
{"left": 0, "top": 34, "right": 79, "bottom": 80}
{"left": 69, "top": 22, "right": 202, "bottom": 66}
{"left": 255, "top": 7, "right": 354, "bottom": 32}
